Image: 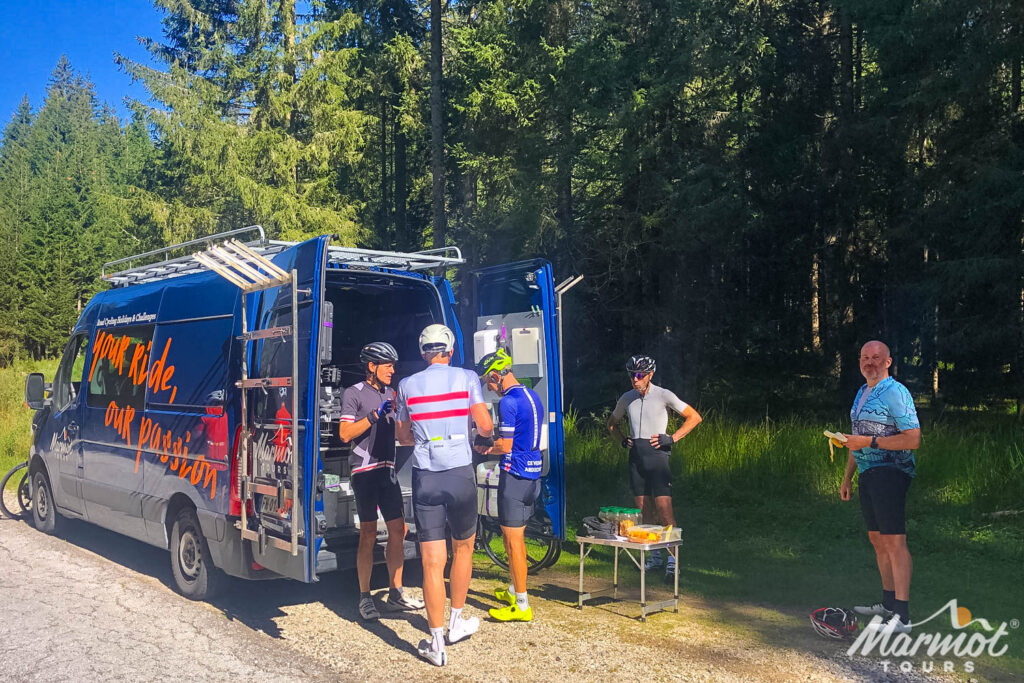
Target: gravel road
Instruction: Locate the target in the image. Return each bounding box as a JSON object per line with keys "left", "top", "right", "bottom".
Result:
{"left": 0, "top": 497, "right": 945, "bottom": 682}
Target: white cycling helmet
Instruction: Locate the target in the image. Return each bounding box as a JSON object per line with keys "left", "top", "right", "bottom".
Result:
{"left": 419, "top": 323, "right": 455, "bottom": 354}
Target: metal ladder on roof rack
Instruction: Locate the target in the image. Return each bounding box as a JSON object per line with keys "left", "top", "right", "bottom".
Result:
{"left": 102, "top": 225, "right": 281, "bottom": 286}
{"left": 197, "top": 239, "right": 302, "bottom": 557}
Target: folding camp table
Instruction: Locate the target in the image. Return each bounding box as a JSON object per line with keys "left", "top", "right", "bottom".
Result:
{"left": 576, "top": 535, "right": 682, "bottom": 622}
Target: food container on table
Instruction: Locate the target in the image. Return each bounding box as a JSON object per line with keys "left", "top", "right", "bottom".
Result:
{"left": 627, "top": 524, "right": 682, "bottom": 543}
{"left": 628, "top": 524, "right": 664, "bottom": 543}
{"left": 619, "top": 508, "right": 642, "bottom": 536}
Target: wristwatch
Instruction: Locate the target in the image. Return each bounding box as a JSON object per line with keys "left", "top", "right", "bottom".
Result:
{"left": 870, "top": 436, "right": 879, "bottom": 449}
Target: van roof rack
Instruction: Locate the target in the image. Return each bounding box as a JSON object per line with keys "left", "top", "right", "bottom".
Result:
{"left": 322, "top": 243, "right": 464, "bottom": 271}
{"left": 102, "top": 226, "right": 275, "bottom": 287}
{"left": 102, "top": 227, "right": 465, "bottom": 287}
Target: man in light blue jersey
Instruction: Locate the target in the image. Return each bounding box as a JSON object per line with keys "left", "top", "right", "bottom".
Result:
{"left": 474, "top": 349, "right": 543, "bottom": 623}
{"left": 395, "top": 324, "right": 494, "bottom": 667}
{"left": 836, "top": 340, "right": 921, "bottom": 634}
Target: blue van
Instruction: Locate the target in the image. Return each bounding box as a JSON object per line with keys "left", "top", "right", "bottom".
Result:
{"left": 24, "top": 227, "right": 569, "bottom": 599}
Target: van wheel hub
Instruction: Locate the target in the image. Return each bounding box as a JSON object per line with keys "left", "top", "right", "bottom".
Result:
{"left": 36, "top": 481, "right": 49, "bottom": 518}
{"left": 178, "top": 528, "right": 202, "bottom": 580}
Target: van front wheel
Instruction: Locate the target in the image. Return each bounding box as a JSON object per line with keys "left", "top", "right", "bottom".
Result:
{"left": 31, "top": 471, "right": 59, "bottom": 534}
{"left": 170, "top": 508, "right": 223, "bottom": 600}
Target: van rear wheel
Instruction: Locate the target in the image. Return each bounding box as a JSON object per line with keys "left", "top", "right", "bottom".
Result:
{"left": 170, "top": 507, "right": 224, "bottom": 600}
{"left": 31, "top": 471, "right": 59, "bottom": 534}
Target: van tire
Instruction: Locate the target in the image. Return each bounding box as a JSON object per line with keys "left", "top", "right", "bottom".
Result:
{"left": 31, "top": 470, "right": 59, "bottom": 534}
{"left": 170, "top": 507, "right": 224, "bottom": 601}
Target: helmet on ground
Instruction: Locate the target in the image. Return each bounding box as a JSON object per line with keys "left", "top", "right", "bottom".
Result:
{"left": 360, "top": 341, "right": 399, "bottom": 365}
{"left": 626, "top": 354, "right": 656, "bottom": 374}
{"left": 477, "top": 349, "right": 513, "bottom": 379}
{"left": 419, "top": 324, "right": 455, "bottom": 354}
{"left": 809, "top": 607, "right": 858, "bottom": 639}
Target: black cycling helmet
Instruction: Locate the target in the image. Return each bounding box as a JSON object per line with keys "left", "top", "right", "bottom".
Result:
{"left": 360, "top": 341, "right": 399, "bottom": 365}
{"left": 626, "top": 354, "right": 656, "bottom": 374}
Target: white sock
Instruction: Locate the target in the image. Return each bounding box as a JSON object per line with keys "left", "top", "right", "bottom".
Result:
{"left": 448, "top": 607, "right": 463, "bottom": 631}
{"left": 430, "top": 626, "right": 445, "bottom": 652}
{"left": 515, "top": 591, "right": 529, "bottom": 610}
{"left": 508, "top": 584, "right": 516, "bottom": 595}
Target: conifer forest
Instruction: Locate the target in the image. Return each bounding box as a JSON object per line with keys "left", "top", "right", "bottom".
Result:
{"left": 0, "top": 0, "right": 1021, "bottom": 414}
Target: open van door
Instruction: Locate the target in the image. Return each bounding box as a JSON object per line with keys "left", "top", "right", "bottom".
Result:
{"left": 467, "top": 260, "right": 566, "bottom": 539}
{"left": 208, "top": 235, "right": 328, "bottom": 582}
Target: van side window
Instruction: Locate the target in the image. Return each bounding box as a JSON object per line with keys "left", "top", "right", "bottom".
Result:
{"left": 52, "top": 334, "right": 88, "bottom": 411}
{"left": 87, "top": 325, "right": 154, "bottom": 411}
{"left": 147, "top": 316, "right": 235, "bottom": 408}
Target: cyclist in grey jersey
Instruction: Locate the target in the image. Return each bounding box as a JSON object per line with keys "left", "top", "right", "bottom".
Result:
{"left": 608, "top": 355, "right": 702, "bottom": 573}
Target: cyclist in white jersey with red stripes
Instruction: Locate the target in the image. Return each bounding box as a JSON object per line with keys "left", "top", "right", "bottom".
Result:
{"left": 395, "top": 324, "right": 494, "bottom": 667}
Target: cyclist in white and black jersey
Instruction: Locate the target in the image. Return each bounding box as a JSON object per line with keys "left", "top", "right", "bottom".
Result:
{"left": 395, "top": 324, "right": 494, "bottom": 667}
{"left": 607, "top": 355, "right": 702, "bottom": 575}
{"left": 338, "top": 342, "right": 424, "bottom": 620}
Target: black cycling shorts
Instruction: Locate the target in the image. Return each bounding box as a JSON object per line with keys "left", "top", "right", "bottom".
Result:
{"left": 352, "top": 467, "right": 405, "bottom": 524}
{"left": 498, "top": 471, "right": 541, "bottom": 528}
{"left": 412, "top": 465, "right": 478, "bottom": 542}
{"left": 629, "top": 440, "right": 673, "bottom": 498}
{"left": 859, "top": 466, "right": 912, "bottom": 535}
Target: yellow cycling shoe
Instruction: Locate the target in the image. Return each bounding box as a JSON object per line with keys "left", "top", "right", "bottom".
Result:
{"left": 493, "top": 587, "right": 516, "bottom": 606}
{"left": 489, "top": 603, "right": 533, "bottom": 622}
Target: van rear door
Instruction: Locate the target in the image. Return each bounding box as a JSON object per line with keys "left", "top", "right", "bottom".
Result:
{"left": 242, "top": 235, "right": 328, "bottom": 582}
{"left": 467, "top": 260, "right": 566, "bottom": 539}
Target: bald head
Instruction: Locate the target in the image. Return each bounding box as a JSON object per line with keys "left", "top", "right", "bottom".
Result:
{"left": 860, "top": 340, "right": 890, "bottom": 358}
{"left": 859, "top": 340, "right": 892, "bottom": 386}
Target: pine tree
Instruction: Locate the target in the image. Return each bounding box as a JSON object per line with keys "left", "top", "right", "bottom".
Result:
{"left": 118, "top": 0, "right": 368, "bottom": 243}
{"left": 0, "top": 97, "right": 35, "bottom": 364}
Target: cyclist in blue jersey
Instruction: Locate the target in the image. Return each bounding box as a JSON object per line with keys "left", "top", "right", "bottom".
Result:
{"left": 338, "top": 342, "right": 424, "bottom": 621}
{"left": 474, "top": 349, "right": 543, "bottom": 623}
{"left": 836, "top": 340, "right": 921, "bottom": 634}
{"left": 395, "top": 324, "right": 494, "bottom": 667}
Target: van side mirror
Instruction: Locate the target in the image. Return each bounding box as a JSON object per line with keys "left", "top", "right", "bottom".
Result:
{"left": 25, "top": 373, "right": 49, "bottom": 410}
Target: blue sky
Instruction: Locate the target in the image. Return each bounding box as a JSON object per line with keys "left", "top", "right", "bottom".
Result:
{"left": 0, "top": 1, "right": 165, "bottom": 124}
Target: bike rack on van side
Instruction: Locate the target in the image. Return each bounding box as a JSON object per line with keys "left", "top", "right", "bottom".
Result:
{"left": 195, "top": 239, "right": 304, "bottom": 556}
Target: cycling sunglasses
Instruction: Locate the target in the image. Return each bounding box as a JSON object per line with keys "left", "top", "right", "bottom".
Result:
{"left": 629, "top": 372, "right": 649, "bottom": 380}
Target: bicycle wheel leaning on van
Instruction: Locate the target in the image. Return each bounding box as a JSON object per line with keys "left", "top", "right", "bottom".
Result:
{"left": 169, "top": 507, "right": 225, "bottom": 600}
{"left": 478, "top": 517, "right": 561, "bottom": 574}
{"left": 0, "top": 461, "right": 31, "bottom": 519}
{"left": 0, "top": 464, "right": 29, "bottom": 518}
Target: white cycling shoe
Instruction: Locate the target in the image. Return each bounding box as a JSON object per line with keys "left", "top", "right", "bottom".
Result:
{"left": 853, "top": 603, "right": 894, "bottom": 618}
{"left": 447, "top": 615, "right": 480, "bottom": 644}
{"left": 864, "top": 613, "right": 911, "bottom": 634}
{"left": 417, "top": 640, "right": 447, "bottom": 666}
